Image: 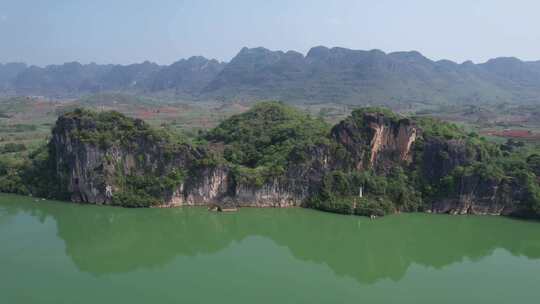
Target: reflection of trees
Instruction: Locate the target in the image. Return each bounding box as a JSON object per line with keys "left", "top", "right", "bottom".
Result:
{"left": 3, "top": 196, "right": 540, "bottom": 284}
{"left": 274, "top": 213, "right": 540, "bottom": 283}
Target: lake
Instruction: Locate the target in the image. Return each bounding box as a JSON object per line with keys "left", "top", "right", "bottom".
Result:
{"left": 1, "top": 193, "right": 540, "bottom": 303}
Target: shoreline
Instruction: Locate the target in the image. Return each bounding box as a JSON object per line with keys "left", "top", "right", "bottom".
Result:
{"left": 3, "top": 192, "right": 538, "bottom": 221}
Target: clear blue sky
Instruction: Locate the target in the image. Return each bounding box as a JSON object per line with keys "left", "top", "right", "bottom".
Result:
{"left": 1, "top": 0, "right": 539, "bottom": 66}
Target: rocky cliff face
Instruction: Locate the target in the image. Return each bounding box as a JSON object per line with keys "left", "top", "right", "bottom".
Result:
{"left": 45, "top": 105, "right": 539, "bottom": 218}
{"left": 50, "top": 108, "right": 332, "bottom": 208}
{"left": 51, "top": 112, "right": 197, "bottom": 205}
{"left": 169, "top": 144, "right": 333, "bottom": 208}
{"left": 331, "top": 111, "right": 418, "bottom": 173}
{"left": 418, "top": 135, "right": 532, "bottom": 216}
{"left": 429, "top": 175, "right": 527, "bottom": 216}
{"left": 420, "top": 138, "right": 476, "bottom": 181}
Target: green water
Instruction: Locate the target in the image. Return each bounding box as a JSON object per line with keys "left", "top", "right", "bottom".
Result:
{"left": 1, "top": 194, "right": 540, "bottom": 303}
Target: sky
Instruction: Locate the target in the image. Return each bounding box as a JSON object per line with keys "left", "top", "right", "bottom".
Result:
{"left": 1, "top": 0, "right": 540, "bottom": 66}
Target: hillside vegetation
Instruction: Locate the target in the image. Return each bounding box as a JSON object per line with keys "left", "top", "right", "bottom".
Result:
{"left": 0, "top": 102, "right": 539, "bottom": 219}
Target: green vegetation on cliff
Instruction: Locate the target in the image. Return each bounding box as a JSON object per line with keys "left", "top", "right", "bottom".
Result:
{"left": 313, "top": 107, "right": 540, "bottom": 217}
{"left": 206, "top": 101, "right": 330, "bottom": 183}
{"left": 57, "top": 108, "right": 187, "bottom": 149}
{"left": 111, "top": 169, "right": 186, "bottom": 207}
{"left": 0, "top": 102, "right": 539, "bottom": 218}
{"left": 415, "top": 128, "right": 540, "bottom": 216}
{"left": 60, "top": 109, "right": 191, "bottom": 207}
{"left": 0, "top": 143, "right": 69, "bottom": 199}
{"left": 0, "top": 108, "right": 192, "bottom": 207}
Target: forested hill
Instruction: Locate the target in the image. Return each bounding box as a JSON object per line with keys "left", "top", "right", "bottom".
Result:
{"left": 1, "top": 101, "right": 539, "bottom": 219}
{"left": 2, "top": 46, "right": 540, "bottom": 105}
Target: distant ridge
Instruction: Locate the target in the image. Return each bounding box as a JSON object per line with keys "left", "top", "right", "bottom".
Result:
{"left": 2, "top": 46, "right": 540, "bottom": 105}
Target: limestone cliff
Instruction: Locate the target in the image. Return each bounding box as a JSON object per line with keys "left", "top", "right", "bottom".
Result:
{"left": 171, "top": 144, "right": 333, "bottom": 208}
{"left": 331, "top": 110, "right": 418, "bottom": 173}
{"left": 49, "top": 106, "right": 332, "bottom": 208}
{"left": 417, "top": 131, "right": 534, "bottom": 216}
{"left": 429, "top": 175, "right": 527, "bottom": 216}
{"left": 51, "top": 110, "right": 198, "bottom": 205}
{"left": 40, "top": 104, "right": 539, "bottom": 219}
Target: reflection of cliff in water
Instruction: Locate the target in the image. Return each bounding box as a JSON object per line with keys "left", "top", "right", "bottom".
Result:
{"left": 3, "top": 197, "right": 540, "bottom": 284}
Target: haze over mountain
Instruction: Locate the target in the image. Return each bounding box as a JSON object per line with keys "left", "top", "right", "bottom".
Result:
{"left": 2, "top": 46, "right": 540, "bottom": 105}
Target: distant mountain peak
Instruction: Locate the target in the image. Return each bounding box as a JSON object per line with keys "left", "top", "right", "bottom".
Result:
{"left": 388, "top": 50, "right": 430, "bottom": 62}
{"left": 484, "top": 57, "right": 523, "bottom": 66}
{"left": 306, "top": 46, "right": 331, "bottom": 60}
{"left": 2, "top": 46, "right": 540, "bottom": 105}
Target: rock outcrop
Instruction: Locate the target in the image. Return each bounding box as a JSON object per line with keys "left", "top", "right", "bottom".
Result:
{"left": 51, "top": 111, "right": 197, "bottom": 205}
{"left": 429, "top": 174, "right": 529, "bottom": 216}
{"left": 420, "top": 137, "right": 477, "bottom": 181}
{"left": 331, "top": 111, "right": 418, "bottom": 172}
{"left": 49, "top": 107, "right": 332, "bottom": 208}
{"left": 168, "top": 144, "right": 333, "bottom": 208}
{"left": 42, "top": 104, "right": 539, "bottom": 219}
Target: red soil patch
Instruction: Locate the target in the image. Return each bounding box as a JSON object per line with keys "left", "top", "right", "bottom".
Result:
{"left": 136, "top": 109, "right": 155, "bottom": 120}
{"left": 157, "top": 106, "right": 179, "bottom": 114}
{"left": 482, "top": 129, "right": 540, "bottom": 139}
{"left": 34, "top": 101, "right": 48, "bottom": 108}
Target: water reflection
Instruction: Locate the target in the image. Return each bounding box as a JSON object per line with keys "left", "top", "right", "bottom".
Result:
{"left": 2, "top": 195, "right": 540, "bottom": 284}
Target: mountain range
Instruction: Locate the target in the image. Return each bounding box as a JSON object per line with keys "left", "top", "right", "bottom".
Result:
{"left": 2, "top": 46, "right": 540, "bottom": 105}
